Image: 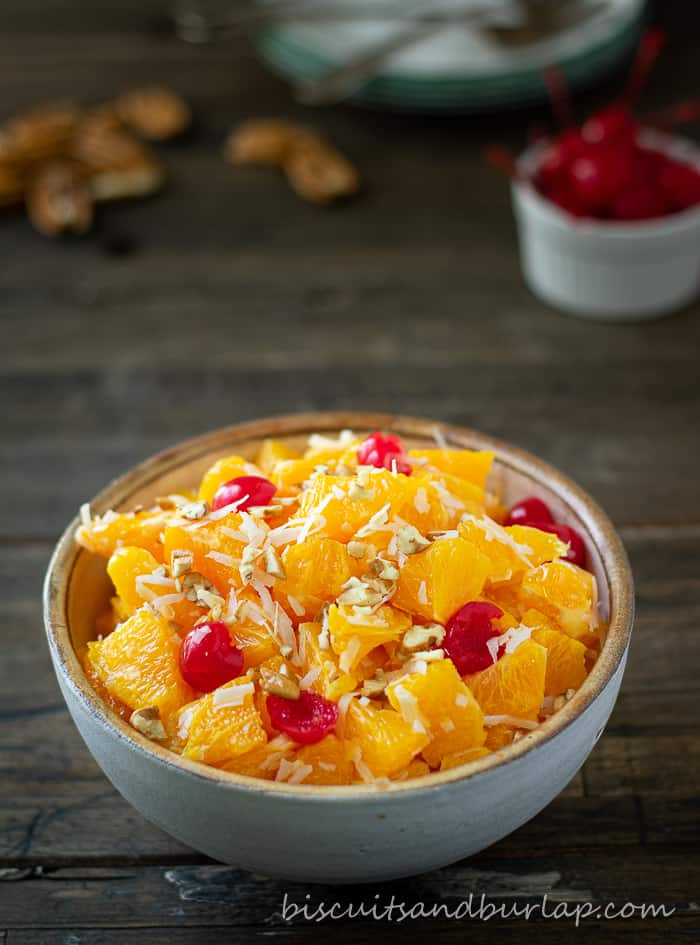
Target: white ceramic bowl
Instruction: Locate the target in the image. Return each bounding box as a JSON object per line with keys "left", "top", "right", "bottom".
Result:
{"left": 512, "top": 132, "right": 700, "bottom": 320}
{"left": 43, "top": 413, "right": 634, "bottom": 883}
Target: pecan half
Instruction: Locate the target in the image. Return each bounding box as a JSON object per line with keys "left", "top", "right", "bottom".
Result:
{"left": 26, "top": 161, "right": 93, "bottom": 237}
{"left": 224, "top": 119, "right": 316, "bottom": 167}
{"left": 0, "top": 102, "right": 81, "bottom": 165}
{"left": 115, "top": 86, "right": 191, "bottom": 141}
{"left": 284, "top": 137, "right": 360, "bottom": 205}
{"left": 70, "top": 123, "right": 164, "bottom": 201}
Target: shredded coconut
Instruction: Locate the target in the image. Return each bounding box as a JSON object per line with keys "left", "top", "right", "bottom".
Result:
{"left": 298, "top": 666, "right": 321, "bottom": 689}
{"left": 286, "top": 594, "right": 305, "bottom": 617}
{"left": 392, "top": 685, "right": 428, "bottom": 734}
{"left": 205, "top": 550, "right": 238, "bottom": 568}
{"left": 413, "top": 487, "right": 430, "bottom": 515}
{"left": 212, "top": 682, "right": 254, "bottom": 709}
{"left": 483, "top": 714, "right": 539, "bottom": 730}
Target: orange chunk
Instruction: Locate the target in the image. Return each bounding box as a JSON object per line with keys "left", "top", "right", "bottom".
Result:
{"left": 81, "top": 647, "right": 131, "bottom": 721}
{"left": 328, "top": 604, "right": 410, "bottom": 674}
{"left": 392, "top": 537, "right": 491, "bottom": 624}
{"left": 484, "top": 724, "right": 516, "bottom": 750}
{"left": 440, "top": 746, "right": 491, "bottom": 771}
{"left": 386, "top": 660, "right": 485, "bottom": 768}
{"left": 228, "top": 618, "right": 280, "bottom": 670}
{"left": 87, "top": 607, "right": 193, "bottom": 722}
{"left": 256, "top": 438, "right": 301, "bottom": 475}
{"left": 346, "top": 701, "right": 429, "bottom": 779}
{"left": 182, "top": 677, "right": 266, "bottom": 766}
{"left": 292, "top": 469, "right": 409, "bottom": 542}
{"left": 76, "top": 507, "right": 170, "bottom": 561}
{"left": 392, "top": 758, "right": 432, "bottom": 780}
{"left": 520, "top": 560, "right": 595, "bottom": 640}
{"left": 298, "top": 621, "right": 356, "bottom": 701}
{"left": 106, "top": 546, "right": 204, "bottom": 628}
{"left": 292, "top": 734, "right": 355, "bottom": 785}
{"left": 408, "top": 448, "right": 494, "bottom": 490}
{"left": 270, "top": 458, "right": 320, "bottom": 492}
{"left": 197, "top": 455, "right": 262, "bottom": 505}
{"left": 414, "top": 470, "right": 485, "bottom": 526}
{"left": 458, "top": 518, "right": 568, "bottom": 583}
{"left": 531, "top": 626, "right": 587, "bottom": 697}
{"left": 162, "top": 514, "right": 246, "bottom": 596}
{"left": 465, "top": 639, "right": 547, "bottom": 722}
{"left": 277, "top": 537, "right": 356, "bottom": 615}
{"left": 222, "top": 737, "right": 294, "bottom": 780}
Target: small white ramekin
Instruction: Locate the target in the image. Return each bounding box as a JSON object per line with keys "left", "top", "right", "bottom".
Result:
{"left": 511, "top": 132, "right": 700, "bottom": 321}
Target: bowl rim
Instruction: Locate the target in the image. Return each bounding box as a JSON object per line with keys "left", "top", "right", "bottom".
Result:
{"left": 43, "top": 411, "right": 634, "bottom": 799}
{"left": 512, "top": 129, "right": 700, "bottom": 238}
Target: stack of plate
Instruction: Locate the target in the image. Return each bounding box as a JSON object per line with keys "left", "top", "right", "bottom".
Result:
{"left": 257, "top": 0, "right": 647, "bottom": 112}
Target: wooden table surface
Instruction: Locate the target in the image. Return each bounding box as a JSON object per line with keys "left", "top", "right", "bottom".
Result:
{"left": 1, "top": 1, "right": 698, "bottom": 942}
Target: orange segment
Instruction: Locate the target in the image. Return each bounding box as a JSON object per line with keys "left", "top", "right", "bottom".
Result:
{"left": 197, "top": 455, "right": 262, "bottom": 505}
{"left": 408, "top": 448, "right": 494, "bottom": 490}
{"left": 228, "top": 618, "right": 280, "bottom": 670}
{"left": 531, "top": 627, "right": 587, "bottom": 696}
{"left": 392, "top": 537, "right": 491, "bottom": 624}
{"left": 222, "top": 739, "right": 293, "bottom": 780}
{"left": 292, "top": 734, "right": 355, "bottom": 785}
{"left": 106, "top": 545, "right": 204, "bottom": 628}
{"left": 465, "top": 639, "right": 547, "bottom": 722}
{"left": 392, "top": 758, "right": 432, "bottom": 780}
{"left": 298, "top": 621, "right": 356, "bottom": 701}
{"left": 520, "top": 560, "right": 596, "bottom": 640}
{"left": 457, "top": 518, "right": 567, "bottom": 583}
{"left": 87, "top": 607, "right": 194, "bottom": 722}
{"left": 386, "top": 660, "right": 485, "bottom": 768}
{"left": 440, "top": 746, "right": 491, "bottom": 770}
{"left": 76, "top": 507, "right": 170, "bottom": 561}
{"left": 182, "top": 677, "right": 266, "bottom": 766}
{"left": 276, "top": 537, "right": 356, "bottom": 616}
{"left": 484, "top": 724, "right": 516, "bottom": 750}
{"left": 162, "top": 514, "right": 246, "bottom": 596}
{"left": 256, "top": 439, "right": 301, "bottom": 475}
{"left": 346, "top": 701, "right": 429, "bottom": 778}
{"left": 328, "top": 604, "right": 410, "bottom": 674}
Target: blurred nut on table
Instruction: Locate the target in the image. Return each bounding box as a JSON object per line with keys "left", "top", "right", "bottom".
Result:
{"left": 224, "top": 118, "right": 360, "bottom": 204}
{"left": 0, "top": 87, "right": 190, "bottom": 238}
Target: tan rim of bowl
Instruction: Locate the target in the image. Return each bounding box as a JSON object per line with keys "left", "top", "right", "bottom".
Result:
{"left": 44, "top": 412, "right": 635, "bottom": 798}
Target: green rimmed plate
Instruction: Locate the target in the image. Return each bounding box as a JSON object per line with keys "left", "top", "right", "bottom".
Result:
{"left": 257, "top": 0, "right": 647, "bottom": 112}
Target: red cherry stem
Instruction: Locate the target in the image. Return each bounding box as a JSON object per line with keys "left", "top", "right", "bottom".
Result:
{"left": 623, "top": 28, "right": 667, "bottom": 107}
{"left": 543, "top": 66, "right": 574, "bottom": 129}
{"left": 644, "top": 98, "right": 700, "bottom": 132}
{"left": 484, "top": 145, "right": 525, "bottom": 182}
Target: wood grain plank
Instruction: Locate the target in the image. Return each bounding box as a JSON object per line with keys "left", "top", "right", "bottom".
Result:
{"left": 0, "top": 852, "right": 695, "bottom": 930}
{"left": 3, "top": 361, "right": 699, "bottom": 537}
{"left": 6, "top": 923, "right": 700, "bottom": 945}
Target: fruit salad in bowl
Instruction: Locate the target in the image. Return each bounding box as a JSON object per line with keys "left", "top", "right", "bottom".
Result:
{"left": 75, "top": 429, "right": 602, "bottom": 785}
{"left": 44, "top": 414, "right": 633, "bottom": 881}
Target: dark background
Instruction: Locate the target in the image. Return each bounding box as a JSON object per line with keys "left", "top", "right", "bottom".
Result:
{"left": 1, "top": 1, "right": 699, "bottom": 942}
